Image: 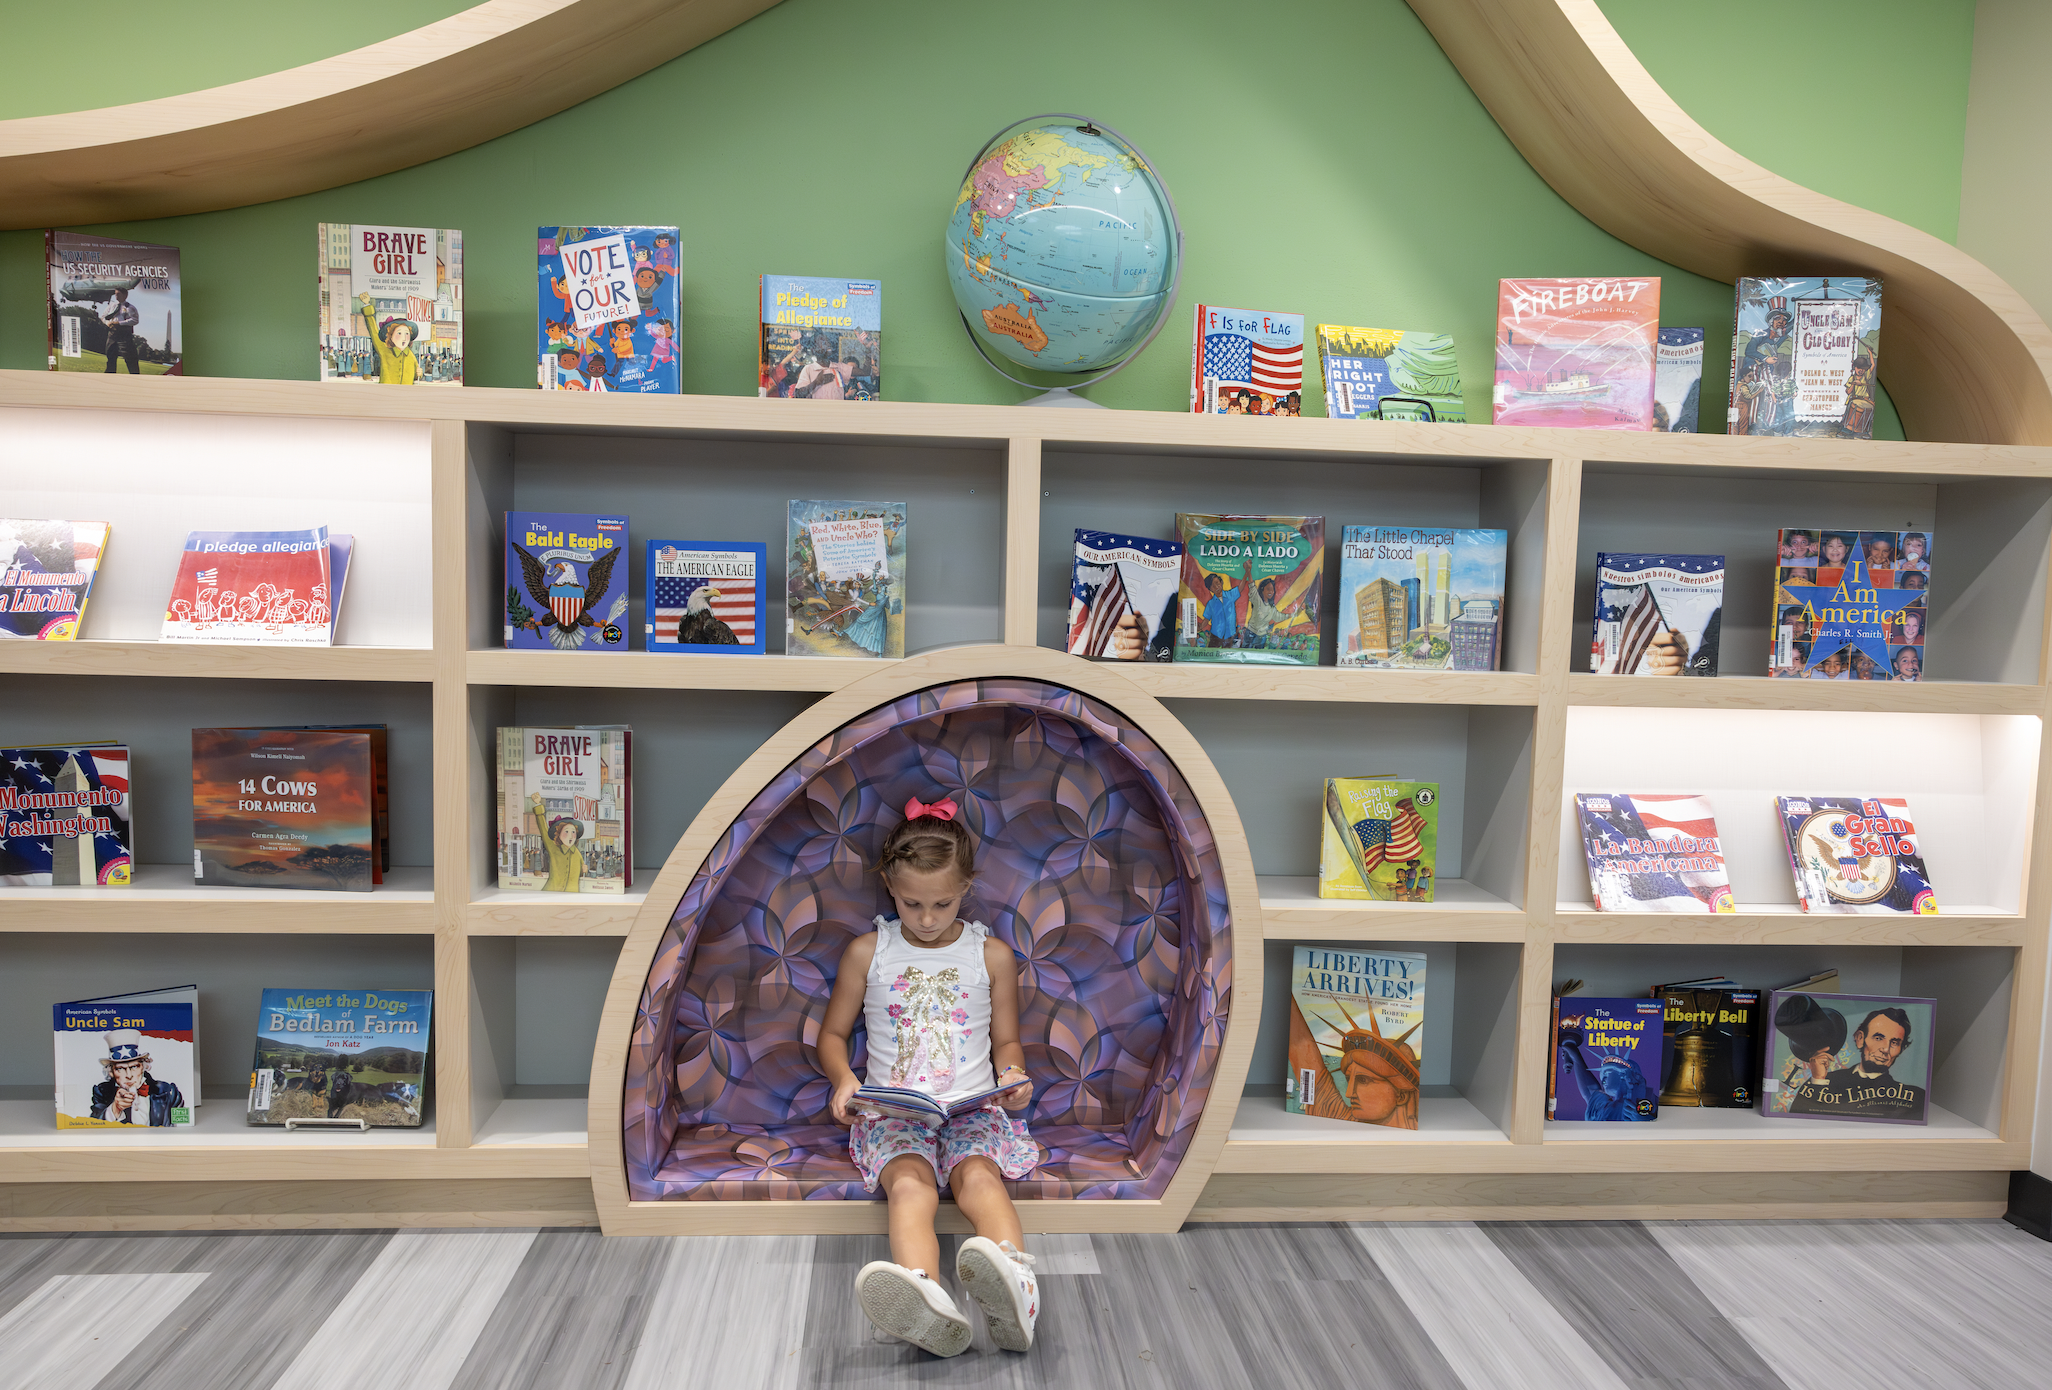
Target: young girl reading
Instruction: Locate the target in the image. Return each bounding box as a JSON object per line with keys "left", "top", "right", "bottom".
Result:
{"left": 818, "top": 796, "right": 1040, "bottom": 1357}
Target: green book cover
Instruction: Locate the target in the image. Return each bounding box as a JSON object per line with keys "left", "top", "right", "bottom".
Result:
{"left": 1173, "top": 513, "right": 1323, "bottom": 665}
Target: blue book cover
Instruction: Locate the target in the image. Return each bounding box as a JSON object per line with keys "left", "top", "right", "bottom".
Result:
{"left": 645, "top": 539, "right": 765, "bottom": 654}
{"left": 538, "top": 227, "right": 679, "bottom": 394}
{"left": 1590, "top": 552, "right": 1723, "bottom": 676}
{"left": 245, "top": 987, "right": 432, "bottom": 1127}
{"left": 758, "top": 275, "right": 881, "bottom": 400}
{"left": 1316, "top": 325, "right": 1465, "bottom": 422}
{"left": 1191, "top": 304, "right": 1304, "bottom": 415}
{"left": 1337, "top": 526, "right": 1506, "bottom": 671}
{"left": 1655, "top": 327, "right": 1703, "bottom": 432}
{"left": 504, "top": 512, "right": 628, "bottom": 651}
{"left": 1551, "top": 997, "right": 1663, "bottom": 1121}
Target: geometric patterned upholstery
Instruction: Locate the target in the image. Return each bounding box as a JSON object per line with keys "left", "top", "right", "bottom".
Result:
{"left": 623, "top": 677, "right": 1234, "bottom": 1201}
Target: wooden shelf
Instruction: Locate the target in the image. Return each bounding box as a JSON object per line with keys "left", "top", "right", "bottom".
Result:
{"left": 0, "top": 640, "right": 434, "bottom": 683}
{"left": 1550, "top": 906, "right": 2026, "bottom": 946}
{"left": 1, "top": 864, "right": 436, "bottom": 932}
{"left": 467, "top": 648, "right": 870, "bottom": 692}
{"left": 1259, "top": 876, "right": 1526, "bottom": 941}
{"left": 0, "top": 1098, "right": 587, "bottom": 1181}
{"left": 1122, "top": 664, "right": 1540, "bottom": 705}
{"left": 1216, "top": 1093, "right": 1515, "bottom": 1175}
{"left": 467, "top": 885, "right": 646, "bottom": 936}
{"left": 1567, "top": 674, "right": 2045, "bottom": 716}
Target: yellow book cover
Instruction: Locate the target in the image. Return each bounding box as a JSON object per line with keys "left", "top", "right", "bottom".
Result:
{"left": 1318, "top": 776, "right": 1437, "bottom": 901}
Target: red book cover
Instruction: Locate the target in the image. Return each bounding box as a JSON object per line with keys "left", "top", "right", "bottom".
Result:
{"left": 1493, "top": 277, "right": 1659, "bottom": 430}
{"left": 161, "top": 528, "right": 334, "bottom": 645}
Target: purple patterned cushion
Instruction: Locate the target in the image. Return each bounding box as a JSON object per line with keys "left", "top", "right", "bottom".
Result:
{"left": 624, "top": 678, "right": 1233, "bottom": 1202}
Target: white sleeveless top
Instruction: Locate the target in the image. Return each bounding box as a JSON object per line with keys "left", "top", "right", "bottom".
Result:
{"left": 862, "top": 916, "right": 996, "bottom": 1106}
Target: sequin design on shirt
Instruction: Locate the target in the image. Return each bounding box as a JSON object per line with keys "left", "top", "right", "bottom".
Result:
{"left": 886, "top": 966, "right": 961, "bottom": 1090}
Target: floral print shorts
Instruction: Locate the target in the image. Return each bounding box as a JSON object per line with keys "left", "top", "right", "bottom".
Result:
{"left": 848, "top": 1104, "right": 1040, "bottom": 1193}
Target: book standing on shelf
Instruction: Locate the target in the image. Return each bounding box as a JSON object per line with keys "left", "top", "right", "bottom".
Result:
{"left": 1655, "top": 982, "right": 1759, "bottom": 1108}
{"left": 1730, "top": 277, "right": 1881, "bottom": 439}
{"left": 1285, "top": 946, "right": 1425, "bottom": 1130}
{"left": 1655, "top": 327, "right": 1703, "bottom": 431}
{"left": 496, "top": 726, "right": 632, "bottom": 893}
{"left": 1336, "top": 526, "right": 1505, "bottom": 671}
{"left": 1316, "top": 325, "right": 1464, "bottom": 422}
{"left": 1493, "top": 276, "right": 1659, "bottom": 430}
{"left": 0, "top": 519, "right": 109, "bottom": 641}
{"left": 1191, "top": 305, "right": 1303, "bottom": 415}
{"left": 1763, "top": 989, "right": 1932, "bottom": 1123}
{"left": 160, "top": 527, "right": 350, "bottom": 647}
{"left": 538, "top": 226, "right": 680, "bottom": 393}
{"left": 1574, "top": 793, "right": 1734, "bottom": 913}
{"left": 2, "top": 744, "right": 132, "bottom": 888}
{"left": 46, "top": 231, "right": 181, "bottom": 376}
{"left": 786, "top": 501, "right": 907, "bottom": 659}
{"left": 246, "top": 987, "right": 431, "bottom": 1127}
{"left": 318, "top": 224, "right": 463, "bottom": 385}
{"left": 54, "top": 986, "right": 198, "bottom": 1128}
{"left": 1771, "top": 527, "right": 1927, "bottom": 680}
{"left": 192, "top": 727, "right": 384, "bottom": 891}
{"left": 1320, "top": 777, "right": 1437, "bottom": 902}
{"left": 1066, "top": 529, "right": 1180, "bottom": 661}
{"left": 759, "top": 275, "right": 881, "bottom": 399}
{"left": 505, "top": 512, "right": 628, "bottom": 651}
{"left": 1173, "top": 514, "right": 1323, "bottom": 665}
{"left": 1589, "top": 553, "right": 1722, "bottom": 676}
{"left": 1775, "top": 795, "right": 1938, "bottom": 914}
{"left": 646, "top": 540, "right": 765, "bottom": 654}
{"left": 1551, "top": 997, "right": 1663, "bottom": 1120}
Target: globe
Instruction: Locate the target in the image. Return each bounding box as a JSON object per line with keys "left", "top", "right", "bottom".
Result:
{"left": 945, "top": 115, "right": 1182, "bottom": 394}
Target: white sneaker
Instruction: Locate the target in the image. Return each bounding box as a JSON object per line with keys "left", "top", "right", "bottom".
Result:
{"left": 853, "top": 1261, "right": 972, "bottom": 1357}
{"left": 956, "top": 1236, "right": 1038, "bottom": 1352}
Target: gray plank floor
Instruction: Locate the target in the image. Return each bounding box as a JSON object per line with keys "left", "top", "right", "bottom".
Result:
{"left": 0, "top": 1219, "right": 2046, "bottom": 1389}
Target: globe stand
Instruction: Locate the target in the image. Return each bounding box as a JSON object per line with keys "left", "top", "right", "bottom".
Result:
{"left": 952, "top": 112, "right": 1184, "bottom": 411}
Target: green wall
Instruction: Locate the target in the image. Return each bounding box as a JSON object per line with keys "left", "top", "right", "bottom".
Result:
{"left": 5, "top": 0, "right": 1973, "bottom": 435}
{"left": 1597, "top": 0, "right": 1976, "bottom": 243}
{"left": 0, "top": 3, "right": 477, "bottom": 120}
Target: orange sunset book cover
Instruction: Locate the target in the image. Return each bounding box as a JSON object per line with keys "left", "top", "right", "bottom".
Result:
{"left": 191, "top": 728, "right": 377, "bottom": 891}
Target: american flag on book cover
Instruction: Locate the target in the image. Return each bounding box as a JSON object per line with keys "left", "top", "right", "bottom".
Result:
{"left": 0, "top": 745, "right": 131, "bottom": 886}
{"left": 1067, "top": 530, "right": 1181, "bottom": 657}
{"left": 1605, "top": 582, "right": 1667, "bottom": 676}
{"left": 1575, "top": 792, "right": 1733, "bottom": 912}
{"left": 1194, "top": 305, "right": 1304, "bottom": 410}
{"left": 652, "top": 572, "right": 756, "bottom": 645}
{"left": 1350, "top": 802, "right": 1425, "bottom": 874}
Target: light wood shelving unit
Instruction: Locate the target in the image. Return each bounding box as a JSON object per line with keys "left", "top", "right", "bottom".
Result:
{"left": 1, "top": 371, "right": 2044, "bottom": 1230}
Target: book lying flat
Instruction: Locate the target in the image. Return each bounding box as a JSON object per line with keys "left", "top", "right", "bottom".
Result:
{"left": 849, "top": 1081, "right": 1029, "bottom": 1126}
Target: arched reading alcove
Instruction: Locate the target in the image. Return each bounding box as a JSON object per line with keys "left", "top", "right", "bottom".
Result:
{"left": 589, "top": 647, "right": 1260, "bottom": 1234}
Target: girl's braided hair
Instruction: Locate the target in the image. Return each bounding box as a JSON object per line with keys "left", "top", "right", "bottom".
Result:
{"left": 876, "top": 805, "right": 975, "bottom": 883}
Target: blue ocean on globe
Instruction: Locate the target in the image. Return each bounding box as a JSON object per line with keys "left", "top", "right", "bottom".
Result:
{"left": 944, "top": 120, "right": 1178, "bottom": 375}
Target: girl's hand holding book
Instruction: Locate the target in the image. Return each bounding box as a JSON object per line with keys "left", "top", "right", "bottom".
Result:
{"left": 997, "top": 1066, "right": 1032, "bottom": 1110}
{"left": 829, "top": 1075, "right": 862, "bottom": 1126}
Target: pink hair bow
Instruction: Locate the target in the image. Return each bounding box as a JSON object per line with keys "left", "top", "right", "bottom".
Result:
{"left": 904, "top": 795, "right": 959, "bottom": 822}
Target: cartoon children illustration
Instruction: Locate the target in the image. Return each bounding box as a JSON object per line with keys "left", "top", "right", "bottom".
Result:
{"left": 608, "top": 320, "right": 638, "bottom": 364}
{"left": 553, "top": 346, "right": 588, "bottom": 390}
{"left": 356, "top": 291, "right": 420, "bottom": 385}
{"left": 650, "top": 318, "right": 678, "bottom": 370}
{"left": 633, "top": 265, "right": 663, "bottom": 315}
{"left": 584, "top": 353, "right": 614, "bottom": 393}
{"left": 651, "top": 232, "right": 677, "bottom": 273}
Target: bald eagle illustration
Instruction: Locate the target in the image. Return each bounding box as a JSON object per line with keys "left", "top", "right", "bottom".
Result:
{"left": 513, "top": 542, "right": 625, "bottom": 649}
{"left": 677, "top": 584, "right": 739, "bottom": 646}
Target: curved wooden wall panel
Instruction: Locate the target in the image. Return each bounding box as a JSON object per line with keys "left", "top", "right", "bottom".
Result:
{"left": 587, "top": 645, "right": 1264, "bottom": 1235}
{"left": 1406, "top": 0, "right": 2052, "bottom": 446}
{"left": 0, "top": 0, "right": 780, "bottom": 229}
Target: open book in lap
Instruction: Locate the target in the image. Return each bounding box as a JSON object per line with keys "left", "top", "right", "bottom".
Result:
{"left": 849, "top": 1080, "right": 1031, "bottom": 1127}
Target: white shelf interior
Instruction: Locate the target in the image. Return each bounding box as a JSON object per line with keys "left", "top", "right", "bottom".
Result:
{"left": 1261, "top": 874, "right": 1520, "bottom": 914}
{"left": 472, "top": 1096, "right": 588, "bottom": 1147}
{"left": 1543, "top": 1100, "right": 1996, "bottom": 1141}
{"left": 468, "top": 882, "right": 649, "bottom": 910}
{"left": 5, "top": 863, "right": 434, "bottom": 904}
{"left": 1553, "top": 900, "right": 2018, "bottom": 917}
{"left": 0, "top": 405, "right": 434, "bottom": 648}
{"left": 1229, "top": 1090, "right": 1508, "bottom": 1143}
{"left": 1560, "top": 707, "right": 2040, "bottom": 914}
{"left": 0, "top": 1096, "right": 435, "bottom": 1147}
